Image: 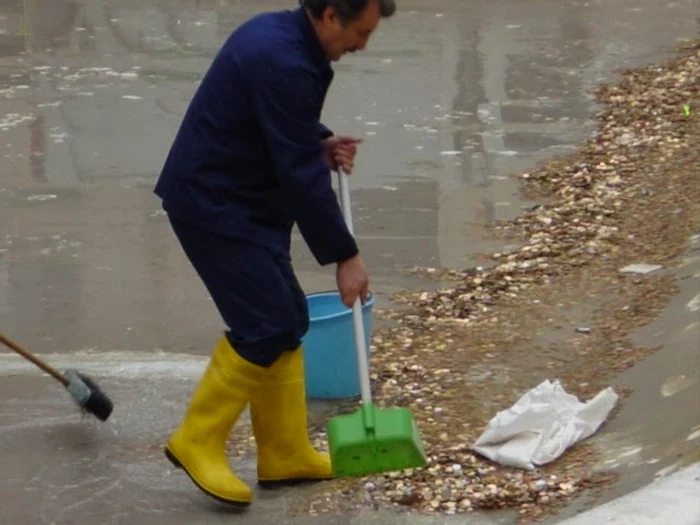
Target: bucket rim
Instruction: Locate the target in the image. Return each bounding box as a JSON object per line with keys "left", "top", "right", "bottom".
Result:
{"left": 306, "top": 290, "right": 375, "bottom": 322}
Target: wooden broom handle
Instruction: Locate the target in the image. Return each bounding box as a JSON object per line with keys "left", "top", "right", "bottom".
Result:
{"left": 0, "top": 332, "right": 68, "bottom": 385}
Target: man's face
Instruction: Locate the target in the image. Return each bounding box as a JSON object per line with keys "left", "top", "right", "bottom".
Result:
{"left": 319, "top": 1, "right": 381, "bottom": 61}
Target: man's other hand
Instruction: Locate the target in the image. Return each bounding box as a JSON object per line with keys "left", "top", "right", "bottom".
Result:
{"left": 336, "top": 253, "right": 369, "bottom": 308}
{"left": 323, "top": 135, "right": 363, "bottom": 174}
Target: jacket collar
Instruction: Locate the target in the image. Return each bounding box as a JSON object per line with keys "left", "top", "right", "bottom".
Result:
{"left": 294, "top": 7, "right": 333, "bottom": 73}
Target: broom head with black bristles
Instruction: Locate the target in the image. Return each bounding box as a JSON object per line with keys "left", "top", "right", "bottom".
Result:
{"left": 64, "top": 369, "right": 114, "bottom": 421}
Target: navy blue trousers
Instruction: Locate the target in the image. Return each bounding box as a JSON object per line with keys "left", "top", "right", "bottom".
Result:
{"left": 168, "top": 215, "right": 309, "bottom": 367}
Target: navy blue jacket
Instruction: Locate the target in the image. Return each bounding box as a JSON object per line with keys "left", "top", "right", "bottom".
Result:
{"left": 154, "top": 7, "right": 358, "bottom": 266}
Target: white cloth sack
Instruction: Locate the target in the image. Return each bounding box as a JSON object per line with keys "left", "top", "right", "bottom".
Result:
{"left": 472, "top": 379, "right": 619, "bottom": 470}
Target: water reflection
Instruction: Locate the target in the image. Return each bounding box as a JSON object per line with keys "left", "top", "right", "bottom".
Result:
{"left": 3, "top": 1, "right": 692, "bottom": 189}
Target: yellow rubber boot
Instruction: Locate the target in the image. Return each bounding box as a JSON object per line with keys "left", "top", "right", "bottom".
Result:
{"left": 165, "top": 334, "right": 265, "bottom": 505}
{"left": 250, "top": 347, "right": 333, "bottom": 486}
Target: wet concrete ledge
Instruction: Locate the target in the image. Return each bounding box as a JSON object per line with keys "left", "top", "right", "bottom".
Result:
{"left": 557, "top": 462, "right": 700, "bottom": 525}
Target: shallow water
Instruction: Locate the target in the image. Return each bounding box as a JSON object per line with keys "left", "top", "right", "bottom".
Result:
{"left": 1, "top": 0, "right": 697, "bottom": 354}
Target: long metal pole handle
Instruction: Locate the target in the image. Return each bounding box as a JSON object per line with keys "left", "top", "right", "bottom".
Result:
{"left": 337, "top": 168, "right": 373, "bottom": 406}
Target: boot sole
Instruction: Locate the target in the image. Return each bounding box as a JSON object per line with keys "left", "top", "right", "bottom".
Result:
{"left": 258, "top": 476, "right": 333, "bottom": 489}
{"left": 164, "top": 447, "right": 251, "bottom": 507}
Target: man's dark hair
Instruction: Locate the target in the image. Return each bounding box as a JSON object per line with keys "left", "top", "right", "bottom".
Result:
{"left": 300, "top": 0, "right": 396, "bottom": 24}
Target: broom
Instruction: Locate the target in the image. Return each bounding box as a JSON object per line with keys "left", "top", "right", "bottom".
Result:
{"left": 0, "top": 332, "right": 114, "bottom": 422}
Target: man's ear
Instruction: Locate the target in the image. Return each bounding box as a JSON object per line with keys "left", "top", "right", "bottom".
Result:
{"left": 321, "top": 5, "right": 340, "bottom": 28}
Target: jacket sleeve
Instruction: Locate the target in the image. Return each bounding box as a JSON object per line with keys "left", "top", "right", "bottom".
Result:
{"left": 318, "top": 122, "right": 334, "bottom": 140}
{"left": 245, "top": 59, "right": 358, "bottom": 266}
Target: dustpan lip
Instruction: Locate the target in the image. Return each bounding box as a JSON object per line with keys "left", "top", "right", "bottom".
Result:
{"left": 306, "top": 290, "right": 375, "bottom": 322}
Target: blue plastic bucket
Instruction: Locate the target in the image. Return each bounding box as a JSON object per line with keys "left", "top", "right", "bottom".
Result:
{"left": 301, "top": 291, "right": 375, "bottom": 399}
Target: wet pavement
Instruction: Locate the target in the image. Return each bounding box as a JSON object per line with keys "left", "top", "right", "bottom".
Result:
{"left": 577, "top": 241, "right": 700, "bottom": 510}
{"left": 1, "top": 0, "right": 699, "bottom": 523}
{"left": 535, "top": 237, "right": 700, "bottom": 524}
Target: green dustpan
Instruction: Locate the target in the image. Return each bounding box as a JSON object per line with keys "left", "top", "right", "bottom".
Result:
{"left": 327, "top": 169, "right": 428, "bottom": 478}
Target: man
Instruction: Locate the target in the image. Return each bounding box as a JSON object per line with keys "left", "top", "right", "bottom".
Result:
{"left": 153, "top": 0, "right": 396, "bottom": 507}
